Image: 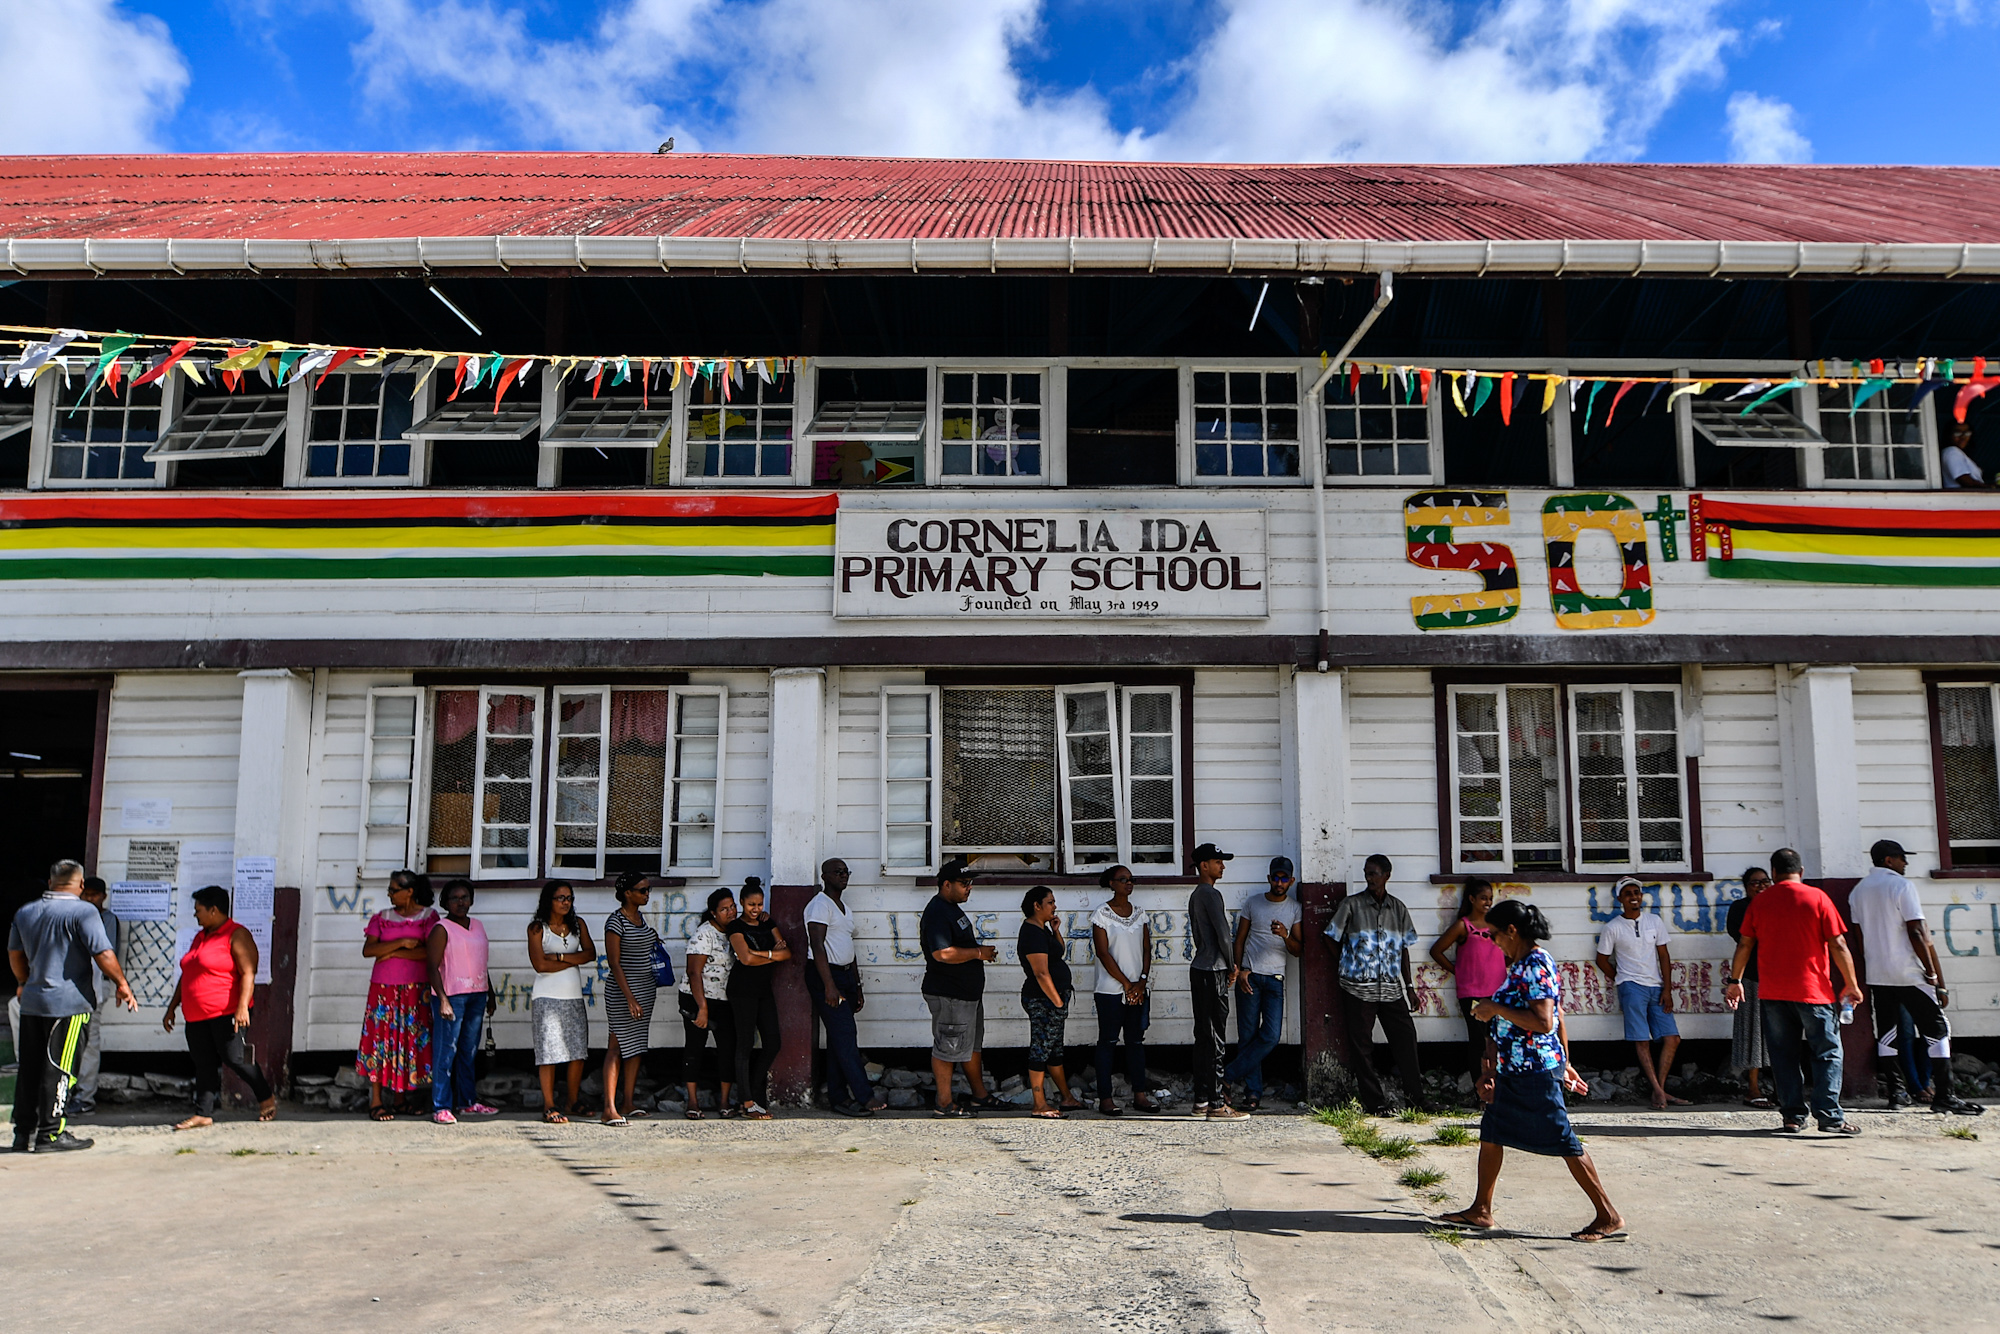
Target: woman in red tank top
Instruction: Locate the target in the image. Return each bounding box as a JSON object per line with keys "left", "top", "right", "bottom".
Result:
{"left": 164, "top": 885, "right": 275, "bottom": 1129}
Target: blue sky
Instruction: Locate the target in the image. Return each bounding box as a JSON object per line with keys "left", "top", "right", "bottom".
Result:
{"left": 14, "top": 1, "right": 2000, "bottom": 164}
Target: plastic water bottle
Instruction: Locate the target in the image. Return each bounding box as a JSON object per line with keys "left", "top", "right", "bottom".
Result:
{"left": 1838, "top": 1000, "right": 1855, "bottom": 1026}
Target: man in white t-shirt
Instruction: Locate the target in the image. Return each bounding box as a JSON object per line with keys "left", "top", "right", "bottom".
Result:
{"left": 804, "top": 858, "right": 883, "bottom": 1117}
{"left": 1224, "top": 856, "right": 1302, "bottom": 1109}
{"left": 1595, "top": 877, "right": 1685, "bottom": 1110}
{"left": 1942, "top": 421, "right": 1989, "bottom": 489}
{"left": 1851, "top": 840, "right": 1982, "bottom": 1116}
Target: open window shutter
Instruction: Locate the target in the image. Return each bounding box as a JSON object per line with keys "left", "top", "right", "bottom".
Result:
{"left": 666, "top": 686, "right": 727, "bottom": 874}
{"left": 1055, "top": 683, "right": 1125, "bottom": 870}
{"left": 1120, "top": 686, "right": 1180, "bottom": 866}
{"left": 473, "top": 686, "right": 543, "bottom": 879}
{"left": 881, "top": 685, "right": 941, "bottom": 873}
{"left": 359, "top": 686, "right": 422, "bottom": 878}
{"left": 548, "top": 686, "right": 611, "bottom": 878}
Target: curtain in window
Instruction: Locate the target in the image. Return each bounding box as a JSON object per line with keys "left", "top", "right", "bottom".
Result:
{"left": 611, "top": 689, "right": 670, "bottom": 747}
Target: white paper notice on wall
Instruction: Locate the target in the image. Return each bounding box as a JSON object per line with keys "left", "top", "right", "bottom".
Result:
{"left": 121, "top": 798, "right": 172, "bottom": 831}
{"left": 126, "top": 838, "right": 180, "bottom": 885}
{"left": 233, "top": 855, "right": 277, "bottom": 985}
{"left": 174, "top": 841, "right": 235, "bottom": 962}
{"left": 109, "top": 881, "right": 173, "bottom": 922}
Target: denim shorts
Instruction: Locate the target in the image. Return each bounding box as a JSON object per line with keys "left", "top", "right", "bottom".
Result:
{"left": 1617, "top": 981, "right": 1679, "bottom": 1042}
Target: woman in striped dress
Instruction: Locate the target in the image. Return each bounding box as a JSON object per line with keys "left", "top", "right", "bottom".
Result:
{"left": 601, "top": 871, "right": 660, "bottom": 1126}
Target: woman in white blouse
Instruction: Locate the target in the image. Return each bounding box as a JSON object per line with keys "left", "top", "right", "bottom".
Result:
{"left": 1091, "top": 865, "right": 1161, "bottom": 1115}
{"left": 677, "top": 886, "right": 738, "bottom": 1119}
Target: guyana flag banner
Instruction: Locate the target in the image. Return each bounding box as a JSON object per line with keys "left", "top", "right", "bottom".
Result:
{"left": 1692, "top": 495, "right": 2000, "bottom": 587}
{"left": 0, "top": 493, "right": 836, "bottom": 580}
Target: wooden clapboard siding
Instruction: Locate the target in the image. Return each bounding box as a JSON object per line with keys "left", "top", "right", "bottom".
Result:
{"left": 1346, "top": 670, "right": 1443, "bottom": 883}
{"left": 93, "top": 673, "right": 245, "bottom": 1053}
{"left": 1853, "top": 669, "right": 1938, "bottom": 857}
{"left": 1695, "top": 667, "right": 1786, "bottom": 876}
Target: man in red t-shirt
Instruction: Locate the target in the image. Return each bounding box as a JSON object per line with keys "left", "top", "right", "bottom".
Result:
{"left": 1723, "top": 848, "right": 1864, "bottom": 1135}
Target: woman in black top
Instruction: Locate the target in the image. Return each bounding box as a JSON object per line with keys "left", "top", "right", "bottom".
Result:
{"left": 726, "top": 878, "right": 791, "bottom": 1120}
{"left": 1725, "top": 866, "right": 1771, "bottom": 1109}
{"left": 1018, "top": 886, "right": 1084, "bottom": 1119}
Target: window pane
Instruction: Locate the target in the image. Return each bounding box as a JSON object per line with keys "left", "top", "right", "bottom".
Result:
{"left": 942, "top": 373, "right": 974, "bottom": 403}
{"left": 1941, "top": 687, "right": 2000, "bottom": 860}
{"left": 1506, "top": 687, "right": 1563, "bottom": 868}
{"left": 1193, "top": 372, "right": 1226, "bottom": 403}
{"left": 943, "top": 689, "right": 1055, "bottom": 853}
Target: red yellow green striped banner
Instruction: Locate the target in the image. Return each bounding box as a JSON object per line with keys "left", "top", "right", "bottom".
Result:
{"left": 0, "top": 493, "right": 837, "bottom": 580}
{"left": 1692, "top": 494, "right": 2000, "bottom": 586}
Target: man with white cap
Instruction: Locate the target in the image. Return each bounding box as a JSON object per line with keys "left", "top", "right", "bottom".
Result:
{"left": 1595, "top": 877, "right": 1685, "bottom": 1110}
{"left": 1851, "top": 839, "right": 1983, "bottom": 1116}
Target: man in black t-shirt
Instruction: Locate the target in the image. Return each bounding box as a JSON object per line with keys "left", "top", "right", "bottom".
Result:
{"left": 921, "top": 857, "right": 1000, "bottom": 1117}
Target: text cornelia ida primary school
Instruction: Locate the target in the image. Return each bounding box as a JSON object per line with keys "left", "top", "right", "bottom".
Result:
{"left": 834, "top": 510, "right": 1270, "bottom": 619}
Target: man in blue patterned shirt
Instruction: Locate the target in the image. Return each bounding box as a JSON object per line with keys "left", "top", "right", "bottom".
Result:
{"left": 1325, "top": 854, "right": 1427, "bottom": 1114}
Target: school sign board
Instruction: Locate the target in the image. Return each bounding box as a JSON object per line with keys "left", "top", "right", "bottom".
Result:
{"left": 833, "top": 509, "right": 1270, "bottom": 619}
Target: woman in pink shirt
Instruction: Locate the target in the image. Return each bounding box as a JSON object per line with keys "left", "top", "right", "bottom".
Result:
{"left": 357, "top": 870, "right": 438, "bottom": 1120}
{"left": 1431, "top": 879, "right": 1507, "bottom": 1080}
{"left": 426, "top": 878, "right": 498, "bottom": 1125}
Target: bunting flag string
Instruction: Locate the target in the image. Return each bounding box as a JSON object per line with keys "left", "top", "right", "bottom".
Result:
{"left": 0, "top": 323, "right": 804, "bottom": 414}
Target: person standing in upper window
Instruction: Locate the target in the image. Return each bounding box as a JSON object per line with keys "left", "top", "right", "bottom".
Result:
{"left": 1188, "top": 842, "right": 1249, "bottom": 1122}
{"left": 1850, "top": 839, "right": 1984, "bottom": 1117}
{"left": 921, "top": 857, "right": 1002, "bottom": 1117}
{"left": 805, "top": 858, "right": 884, "bottom": 1118}
{"left": 1942, "top": 420, "right": 1990, "bottom": 489}
{"left": 1324, "top": 854, "right": 1427, "bottom": 1116}
{"left": 1594, "top": 877, "right": 1686, "bottom": 1111}
{"left": 1224, "top": 856, "right": 1302, "bottom": 1111}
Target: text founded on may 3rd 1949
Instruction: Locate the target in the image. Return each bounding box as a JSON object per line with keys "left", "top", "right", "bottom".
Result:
{"left": 834, "top": 509, "right": 1269, "bottom": 619}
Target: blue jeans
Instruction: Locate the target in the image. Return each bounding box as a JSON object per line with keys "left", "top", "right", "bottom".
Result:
{"left": 1224, "top": 973, "right": 1286, "bottom": 1095}
{"left": 811, "top": 964, "right": 874, "bottom": 1108}
{"left": 431, "top": 992, "right": 487, "bottom": 1112}
{"left": 1760, "top": 999, "right": 1844, "bottom": 1128}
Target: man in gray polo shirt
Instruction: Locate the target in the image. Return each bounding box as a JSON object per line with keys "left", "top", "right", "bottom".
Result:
{"left": 1188, "top": 842, "right": 1249, "bottom": 1121}
{"left": 8, "top": 860, "right": 136, "bottom": 1152}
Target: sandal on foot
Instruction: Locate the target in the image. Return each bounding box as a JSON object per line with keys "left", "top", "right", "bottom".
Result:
{"left": 971, "top": 1094, "right": 1008, "bottom": 1111}
{"left": 172, "top": 1114, "right": 213, "bottom": 1132}
{"left": 257, "top": 1099, "right": 279, "bottom": 1122}
{"left": 1436, "top": 1210, "right": 1492, "bottom": 1230}
{"left": 601, "top": 1115, "right": 630, "bottom": 1127}
{"left": 541, "top": 1109, "right": 569, "bottom": 1124}
{"left": 684, "top": 1107, "right": 704, "bottom": 1120}
{"left": 1743, "top": 1096, "right": 1774, "bottom": 1109}
{"left": 369, "top": 1105, "right": 395, "bottom": 1122}
{"left": 1032, "top": 1108, "right": 1064, "bottom": 1120}
{"left": 1098, "top": 1101, "right": 1123, "bottom": 1116}
{"left": 1571, "top": 1225, "right": 1627, "bottom": 1243}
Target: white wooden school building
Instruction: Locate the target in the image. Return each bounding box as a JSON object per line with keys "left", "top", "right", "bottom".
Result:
{"left": 4, "top": 154, "right": 2000, "bottom": 1091}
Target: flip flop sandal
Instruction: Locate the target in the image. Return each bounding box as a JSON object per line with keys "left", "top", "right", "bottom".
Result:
{"left": 542, "top": 1110, "right": 569, "bottom": 1124}
{"left": 369, "top": 1105, "right": 395, "bottom": 1122}
{"left": 1098, "top": 1102, "right": 1123, "bottom": 1117}
{"left": 1032, "top": 1109, "right": 1064, "bottom": 1119}
{"left": 601, "top": 1115, "right": 630, "bottom": 1127}
{"left": 971, "top": 1094, "right": 1008, "bottom": 1111}
{"left": 684, "top": 1108, "right": 704, "bottom": 1120}
{"left": 1744, "top": 1096, "right": 1774, "bottom": 1109}
{"left": 1571, "top": 1227, "right": 1628, "bottom": 1243}
{"left": 627, "top": 1108, "right": 651, "bottom": 1120}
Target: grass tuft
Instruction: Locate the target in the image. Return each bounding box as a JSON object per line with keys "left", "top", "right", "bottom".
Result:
{"left": 1311, "top": 1099, "right": 1370, "bottom": 1132}
{"left": 1423, "top": 1226, "right": 1466, "bottom": 1247}
{"left": 174, "top": 1147, "right": 196, "bottom": 1156}
{"left": 1395, "top": 1106, "right": 1435, "bottom": 1125}
{"left": 1943, "top": 1125, "right": 1979, "bottom": 1141}
{"left": 845, "top": 1147, "right": 860, "bottom": 1153}
{"left": 1431, "top": 1125, "right": 1476, "bottom": 1147}
{"left": 900, "top": 1198, "right": 920, "bottom": 1206}
{"left": 1369, "top": 1135, "right": 1420, "bottom": 1162}
{"left": 1399, "top": 1166, "right": 1447, "bottom": 1189}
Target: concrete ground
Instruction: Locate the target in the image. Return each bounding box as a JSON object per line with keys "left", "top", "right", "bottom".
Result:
{"left": 5, "top": 1099, "right": 1997, "bottom": 1333}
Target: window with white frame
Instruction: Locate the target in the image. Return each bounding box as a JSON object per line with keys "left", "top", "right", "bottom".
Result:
{"left": 1936, "top": 683, "right": 2000, "bottom": 866}
{"left": 1816, "top": 382, "right": 1931, "bottom": 485}
{"left": 1194, "top": 370, "right": 1299, "bottom": 479}
{"left": 307, "top": 371, "right": 416, "bottom": 481}
{"left": 423, "top": 684, "right": 725, "bottom": 880}
{"left": 49, "top": 379, "right": 163, "bottom": 483}
{"left": 359, "top": 688, "right": 422, "bottom": 877}
{"left": 1447, "top": 682, "right": 1688, "bottom": 874}
{"left": 881, "top": 683, "right": 1183, "bottom": 874}
{"left": 1324, "top": 372, "right": 1431, "bottom": 479}
{"left": 881, "top": 687, "right": 941, "bottom": 871}
{"left": 685, "top": 373, "right": 793, "bottom": 480}
{"left": 941, "top": 371, "right": 1043, "bottom": 480}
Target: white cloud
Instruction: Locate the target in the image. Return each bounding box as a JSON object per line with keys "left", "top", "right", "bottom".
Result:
{"left": 1725, "top": 91, "right": 1810, "bottom": 164}
{"left": 3, "top": 1, "right": 188, "bottom": 153}
{"left": 339, "top": 0, "right": 1742, "bottom": 163}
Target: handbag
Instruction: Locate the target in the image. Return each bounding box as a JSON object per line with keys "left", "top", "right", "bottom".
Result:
{"left": 651, "top": 938, "right": 676, "bottom": 988}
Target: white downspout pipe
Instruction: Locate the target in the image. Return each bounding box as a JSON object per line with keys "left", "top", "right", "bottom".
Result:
{"left": 1305, "top": 270, "right": 1394, "bottom": 672}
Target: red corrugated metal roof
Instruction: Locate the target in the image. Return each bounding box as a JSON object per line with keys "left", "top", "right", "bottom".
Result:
{"left": 3, "top": 152, "right": 1999, "bottom": 244}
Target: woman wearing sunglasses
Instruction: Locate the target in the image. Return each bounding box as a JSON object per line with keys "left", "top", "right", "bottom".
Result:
{"left": 528, "top": 879, "right": 595, "bottom": 1124}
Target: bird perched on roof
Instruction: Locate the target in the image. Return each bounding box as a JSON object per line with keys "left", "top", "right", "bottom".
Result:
{"left": 657, "top": 137, "right": 675, "bottom": 153}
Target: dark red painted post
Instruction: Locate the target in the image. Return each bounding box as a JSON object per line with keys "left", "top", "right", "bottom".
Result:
{"left": 229, "top": 884, "right": 298, "bottom": 1107}
{"left": 1298, "top": 881, "right": 1350, "bottom": 1069}
{"left": 767, "top": 883, "right": 814, "bottom": 1106}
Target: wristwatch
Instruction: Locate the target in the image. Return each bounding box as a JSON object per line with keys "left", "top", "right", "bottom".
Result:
{"left": 1724, "top": 977, "right": 1741, "bottom": 987}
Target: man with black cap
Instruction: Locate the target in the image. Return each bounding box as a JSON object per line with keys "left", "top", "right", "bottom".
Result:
{"left": 1851, "top": 839, "right": 1983, "bottom": 1116}
{"left": 1224, "top": 856, "right": 1302, "bottom": 1110}
{"left": 921, "top": 856, "right": 1002, "bottom": 1117}
{"left": 1188, "top": 843, "right": 1249, "bottom": 1120}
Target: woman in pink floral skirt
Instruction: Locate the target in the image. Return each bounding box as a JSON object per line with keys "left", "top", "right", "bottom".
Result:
{"left": 357, "top": 870, "right": 438, "bottom": 1119}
